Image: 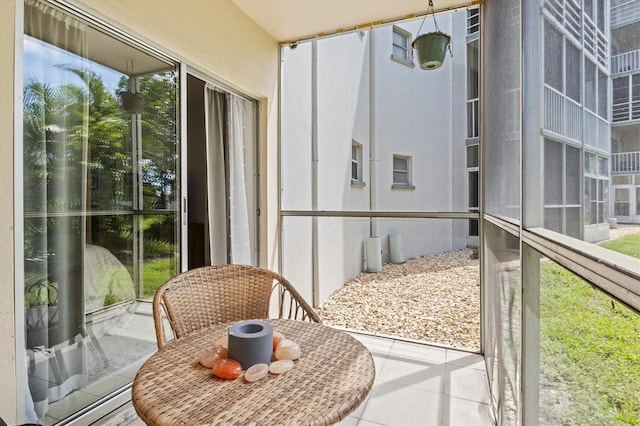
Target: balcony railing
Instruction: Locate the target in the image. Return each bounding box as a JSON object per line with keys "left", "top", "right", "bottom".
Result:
{"left": 544, "top": 85, "right": 611, "bottom": 151}
{"left": 612, "top": 151, "right": 640, "bottom": 173}
{"left": 584, "top": 109, "right": 610, "bottom": 152}
{"left": 467, "top": 9, "right": 479, "bottom": 36}
{"left": 611, "top": 49, "right": 640, "bottom": 75}
{"left": 584, "top": 15, "right": 608, "bottom": 68}
{"left": 544, "top": 85, "right": 582, "bottom": 141}
{"left": 611, "top": 0, "right": 640, "bottom": 28}
{"left": 612, "top": 100, "right": 640, "bottom": 123}
{"left": 544, "top": 0, "right": 581, "bottom": 41}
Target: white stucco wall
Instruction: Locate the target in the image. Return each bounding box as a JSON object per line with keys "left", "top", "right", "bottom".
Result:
{"left": 316, "top": 33, "right": 372, "bottom": 302}
{"left": 281, "top": 13, "right": 472, "bottom": 305}
{"left": 373, "top": 14, "right": 469, "bottom": 260}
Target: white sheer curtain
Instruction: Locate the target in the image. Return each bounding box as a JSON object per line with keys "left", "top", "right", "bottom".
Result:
{"left": 204, "top": 85, "right": 227, "bottom": 264}
{"left": 204, "top": 85, "right": 252, "bottom": 264}
{"left": 23, "top": 0, "right": 89, "bottom": 421}
{"left": 228, "top": 95, "right": 252, "bottom": 264}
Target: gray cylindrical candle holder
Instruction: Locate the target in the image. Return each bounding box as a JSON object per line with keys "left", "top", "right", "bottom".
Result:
{"left": 227, "top": 320, "right": 273, "bottom": 369}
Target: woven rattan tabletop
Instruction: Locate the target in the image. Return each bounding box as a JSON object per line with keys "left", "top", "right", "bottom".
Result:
{"left": 132, "top": 319, "right": 375, "bottom": 425}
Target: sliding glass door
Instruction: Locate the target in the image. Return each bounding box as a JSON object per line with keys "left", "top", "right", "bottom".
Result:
{"left": 22, "top": 0, "right": 179, "bottom": 421}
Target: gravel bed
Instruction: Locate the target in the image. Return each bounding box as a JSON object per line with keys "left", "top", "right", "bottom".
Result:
{"left": 316, "top": 248, "right": 481, "bottom": 351}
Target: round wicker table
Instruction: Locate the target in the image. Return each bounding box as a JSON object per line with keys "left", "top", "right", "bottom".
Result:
{"left": 132, "top": 319, "right": 376, "bottom": 425}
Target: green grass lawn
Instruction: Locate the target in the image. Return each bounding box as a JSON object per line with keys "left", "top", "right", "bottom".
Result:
{"left": 142, "top": 257, "right": 177, "bottom": 299}
{"left": 539, "top": 233, "right": 640, "bottom": 425}
{"left": 600, "top": 233, "right": 640, "bottom": 259}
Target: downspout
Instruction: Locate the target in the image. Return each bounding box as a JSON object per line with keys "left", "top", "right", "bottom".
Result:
{"left": 369, "top": 29, "right": 378, "bottom": 237}
{"left": 311, "top": 40, "right": 319, "bottom": 307}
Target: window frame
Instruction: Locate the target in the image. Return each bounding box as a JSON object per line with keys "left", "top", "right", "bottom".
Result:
{"left": 392, "top": 154, "right": 415, "bottom": 189}
{"left": 391, "top": 26, "right": 414, "bottom": 68}
{"left": 351, "top": 140, "right": 365, "bottom": 187}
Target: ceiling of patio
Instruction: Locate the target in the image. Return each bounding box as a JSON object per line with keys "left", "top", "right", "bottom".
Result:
{"left": 231, "top": 0, "right": 480, "bottom": 43}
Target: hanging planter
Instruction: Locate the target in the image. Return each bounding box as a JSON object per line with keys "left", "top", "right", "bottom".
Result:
{"left": 412, "top": 0, "right": 452, "bottom": 71}
{"left": 412, "top": 31, "right": 451, "bottom": 70}
{"left": 120, "top": 90, "right": 143, "bottom": 113}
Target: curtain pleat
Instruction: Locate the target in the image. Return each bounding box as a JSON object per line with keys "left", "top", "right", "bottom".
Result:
{"left": 204, "top": 85, "right": 228, "bottom": 264}
{"left": 204, "top": 86, "right": 252, "bottom": 265}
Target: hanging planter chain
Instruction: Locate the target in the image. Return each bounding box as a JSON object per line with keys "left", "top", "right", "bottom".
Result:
{"left": 412, "top": 0, "right": 453, "bottom": 70}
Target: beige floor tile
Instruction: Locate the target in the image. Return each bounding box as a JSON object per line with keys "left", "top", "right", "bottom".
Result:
{"left": 360, "top": 384, "right": 442, "bottom": 425}
{"left": 441, "top": 395, "right": 494, "bottom": 425}
{"left": 443, "top": 364, "right": 491, "bottom": 404}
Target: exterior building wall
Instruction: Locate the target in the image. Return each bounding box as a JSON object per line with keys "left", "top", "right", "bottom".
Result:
{"left": 540, "top": 0, "right": 611, "bottom": 242}
{"left": 373, "top": 13, "right": 470, "bottom": 260}
{"left": 281, "top": 13, "right": 471, "bottom": 305}
{"left": 610, "top": 0, "right": 640, "bottom": 224}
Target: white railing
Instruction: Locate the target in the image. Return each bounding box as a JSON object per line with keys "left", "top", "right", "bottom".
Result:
{"left": 584, "top": 16, "right": 608, "bottom": 68}
{"left": 467, "top": 9, "right": 479, "bottom": 36}
{"left": 544, "top": 85, "right": 582, "bottom": 141}
{"left": 467, "top": 98, "right": 479, "bottom": 139}
{"left": 613, "top": 100, "right": 640, "bottom": 123}
{"left": 612, "top": 49, "right": 640, "bottom": 74}
{"left": 544, "top": 0, "right": 581, "bottom": 41}
{"left": 597, "top": 115, "right": 610, "bottom": 152}
{"left": 612, "top": 151, "right": 640, "bottom": 173}
{"left": 566, "top": 97, "right": 582, "bottom": 141}
{"left": 611, "top": 0, "right": 640, "bottom": 28}
{"left": 584, "top": 110, "right": 610, "bottom": 152}
{"left": 545, "top": 85, "right": 565, "bottom": 135}
{"left": 564, "top": 0, "right": 581, "bottom": 40}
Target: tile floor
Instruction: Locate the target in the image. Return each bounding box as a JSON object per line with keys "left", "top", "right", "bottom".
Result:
{"left": 95, "top": 332, "right": 495, "bottom": 426}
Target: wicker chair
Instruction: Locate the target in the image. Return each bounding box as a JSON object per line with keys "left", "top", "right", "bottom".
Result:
{"left": 152, "top": 264, "right": 321, "bottom": 349}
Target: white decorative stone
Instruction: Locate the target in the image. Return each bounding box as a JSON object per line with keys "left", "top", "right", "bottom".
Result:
{"left": 274, "top": 339, "right": 300, "bottom": 361}
{"left": 214, "top": 335, "right": 229, "bottom": 348}
{"left": 197, "top": 345, "right": 228, "bottom": 368}
{"left": 244, "top": 363, "right": 269, "bottom": 382}
{"left": 269, "top": 359, "right": 294, "bottom": 374}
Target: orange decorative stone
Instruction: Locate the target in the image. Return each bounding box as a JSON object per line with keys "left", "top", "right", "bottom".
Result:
{"left": 197, "top": 345, "right": 228, "bottom": 368}
{"left": 244, "top": 363, "right": 269, "bottom": 382}
{"left": 274, "top": 339, "right": 300, "bottom": 361}
{"left": 212, "top": 358, "right": 242, "bottom": 380}
{"left": 272, "top": 331, "right": 284, "bottom": 351}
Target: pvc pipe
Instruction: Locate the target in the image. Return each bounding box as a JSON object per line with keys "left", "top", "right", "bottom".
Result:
{"left": 366, "top": 237, "right": 382, "bottom": 272}
{"left": 389, "top": 233, "right": 404, "bottom": 264}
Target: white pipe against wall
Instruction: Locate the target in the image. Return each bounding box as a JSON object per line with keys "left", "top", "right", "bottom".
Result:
{"left": 366, "top": 236, "right": 382, "bottom": 272}
{"left": 389, "top": 233, "right": 404, "bottom": 264}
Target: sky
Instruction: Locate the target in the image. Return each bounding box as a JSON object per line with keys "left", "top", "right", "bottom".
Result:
{"left": 23, "top": 35, "right": 124, "bottom": 96}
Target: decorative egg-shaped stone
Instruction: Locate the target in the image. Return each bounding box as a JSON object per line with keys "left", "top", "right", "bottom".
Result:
{"left": 212, "top": 358, "right": 242, "bottom": 380}
{"left": 272, "top": 331, "right": 284, "bottom": 351}
{"left": 244, "top": 363, "right": 269, "bottom": 382}
{"left": 198, "top": 345, "right": 228, "bottom": 368}
{"left": 269, "top": 359, "right": 294, "bottom": 374}
{"left": 274, "top": 339, "right": 300, "bottom": 360}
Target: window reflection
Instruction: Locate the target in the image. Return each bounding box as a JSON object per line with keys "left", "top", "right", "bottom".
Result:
{"left": 23, "top": 0, "right": 178, "bottom": 422}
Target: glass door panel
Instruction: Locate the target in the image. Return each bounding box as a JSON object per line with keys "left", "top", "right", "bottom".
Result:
{"left": 22, "top": 1, "right": 179, "bottom": 422}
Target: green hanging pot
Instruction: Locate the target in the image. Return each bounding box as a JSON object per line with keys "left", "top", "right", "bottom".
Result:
{"left": 120, "top": 91, "right": 143, "bottom": 113}
{"left": 412, "top": 31, "right": 451, "bottom": 70}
